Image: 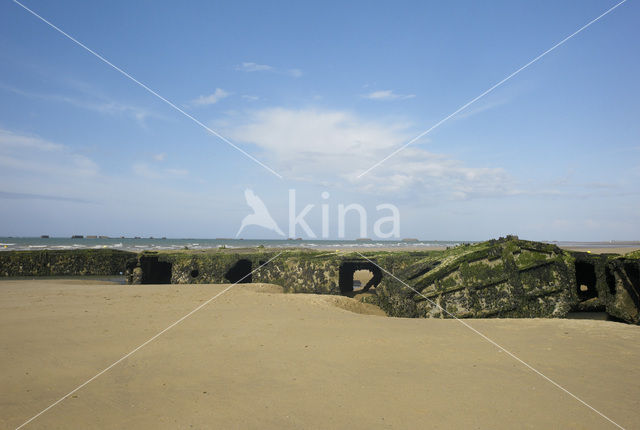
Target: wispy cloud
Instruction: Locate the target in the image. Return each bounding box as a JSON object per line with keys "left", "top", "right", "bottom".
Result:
{"left": 0, "top": 129, "right": 234, "bottom": 234}
{"left": 0, "top": 82, "right": 158, "bottom": 124}
{"left": 236, "top": 62, "right": 274, "bottom": 72}
{"left": 0, "top": 129, "right": 64, "bottom": 152}
{"left": 190, "top": 88, "right": 231, "bottom": 106}
{"left": 454, "top": 97, "right": 512, "bottom": 121}
{"left": 242, "top": 95, "right": 260, "bottom": 102}
{"left": 133, "top": 163, "right": 189, "bottom": 179}
{"left": 132, "top": 163, "right": 158, "bottom": 179}
{"left": 0, "top": 190, "right": 91, "bottom": 203}
{"left": 363, "top": 90, "right": 416, "bottom": 101}
{"left": 235, "top": 62, "right": 302, "bottom": 78}
{"left": 0, "top": 152, "right": 99, "bottom": 178}
{"left": 0, "top": 129, "right": 99, "bottom": 178}
{"left": 165, "top": 168, "right": 189, "bottom": 176}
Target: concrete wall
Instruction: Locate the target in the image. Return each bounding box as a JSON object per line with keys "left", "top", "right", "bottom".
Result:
{"left": 2, "top": 238, "right": 638, "bottom": 324}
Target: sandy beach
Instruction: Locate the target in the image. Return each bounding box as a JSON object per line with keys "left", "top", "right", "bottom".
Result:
{"left": 558, "top": 246, "right": 640, "bottom": 255}
{"left": 314, "top": 244, "right": 640, "bottom": 254}
{"left": 1, "top": 279, "right": 639, "bottom": 429}
{"left": 3, "top": 1, "right": 638, "bottom": 428}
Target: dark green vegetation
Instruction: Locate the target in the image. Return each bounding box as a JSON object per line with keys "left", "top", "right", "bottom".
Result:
{"left": 1, "top": 237, "right": 639, "bottom": 323}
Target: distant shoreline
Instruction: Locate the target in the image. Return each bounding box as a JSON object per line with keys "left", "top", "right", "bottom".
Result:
{"left": 0, "top": 237, "right": 639, "bottom": 254}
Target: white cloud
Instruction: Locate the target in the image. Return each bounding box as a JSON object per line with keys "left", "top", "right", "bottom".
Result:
{"left": 153, "top": 153, "right": 166, "bottom": 162}
{"left": 0, "top": 129, "right": 64, "bottom": 151}
{"left": 132, "top": 163, "right": 157, "bottom": 179}
{"left": 363, "top": 90, "right": 416, "bottom": 101}
{"left": 235, "top": 62, "right": 302, "bottom": 78}
{"left": 165, "top": 168, "right": 189, "bottom": 176}
{"left": 133, "top": 163, "right": 189, "bottom": 179}
{"left": 190, "top": 88, "right": 230, "bottom": 106}
{"left": 226, "top": 108, "right": 511, "bottom": 199}
{"left": 455, "top": 97, "right": 511, "bottom": 120}
{"left": 0, "top": 130, "right": 99, "bottom": 178}
{"left": 236, "top": 62, "right": 274, "bottom": 72}
{"left": 70, "top": 154, "right": 99, "bottom": 177}
{"left": 242, "top": 95, "right": 260, "bottom": 101}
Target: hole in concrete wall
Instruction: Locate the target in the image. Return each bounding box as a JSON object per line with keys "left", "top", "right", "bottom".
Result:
{"left": 575, "top": 261, "right": 597, "bottom": 301}
{"left": 190, "top": 269, "right": 199, "bottom": 278}
{"left": 605, "top": 266, "right": 616, "bottom": 295}
{"left": 140, "top": 256, "right": 172, "bottom": 284}
{"left": 352, "top": 269, "right": 374, "bottom": 291}
{"left": 339, "top": 261, "right": 382, "bottom": 294}
{"left": 225, "top": 259, "right": 252, "bottom": 283}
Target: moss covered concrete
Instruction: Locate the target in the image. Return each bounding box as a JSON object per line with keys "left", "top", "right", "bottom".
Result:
{"left": 2, "top": 237, "right": 639, "bottom": 324}
{"left": 0, "top": 249, "right": 135, "bottom": 277}
{"left": 119, "top": 238, "right": 639, "bottom": 323}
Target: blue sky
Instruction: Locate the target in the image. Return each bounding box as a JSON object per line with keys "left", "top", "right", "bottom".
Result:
{"left": 0, "top": 0, "right": 638, "bottom": 240}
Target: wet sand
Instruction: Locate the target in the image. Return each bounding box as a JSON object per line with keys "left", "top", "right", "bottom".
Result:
{"left": 559, "top": 246, "right": 640, "bottom": 255}
{"left": 1, "top": 280, "right": 639, "bottom": 429}
{"left": 322, "top": 245, "right": 640, "bottom": 254}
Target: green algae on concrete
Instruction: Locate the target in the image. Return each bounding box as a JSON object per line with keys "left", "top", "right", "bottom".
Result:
{"left": 120, "top": 238, "right": 639, "bottom": 323}
{"left": 0, "top": 249, "right": 135, "bottom": 277}
{"left": 370, "top": 237, "right": 639, "bottom": 324}
{"left": 2, "top": 237, "right": 639, "bottom": 324}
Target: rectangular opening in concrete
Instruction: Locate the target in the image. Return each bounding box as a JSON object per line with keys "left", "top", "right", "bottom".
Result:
{"left": 339, "top": 261, "right": 382, "bottom": 294}
{"left": 575, "top": 261, "right": 597, "bottom": 301}
{"left": 225, "top": 259, "right": 253, "bottom": 283}
{"left": 140, "top": 256, "right": 172, "bottom": 284}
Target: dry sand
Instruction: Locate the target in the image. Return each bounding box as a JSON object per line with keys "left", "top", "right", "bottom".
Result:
{"left": 1, "top": 280, "right": 639, "bottom": 429}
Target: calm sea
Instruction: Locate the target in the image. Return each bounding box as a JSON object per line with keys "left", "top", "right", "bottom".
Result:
{"left": 0, "top": 237, "right": 466, "bottom": 252}
{"left": 2, "top": 237, "right": 634, "bottom": 252}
